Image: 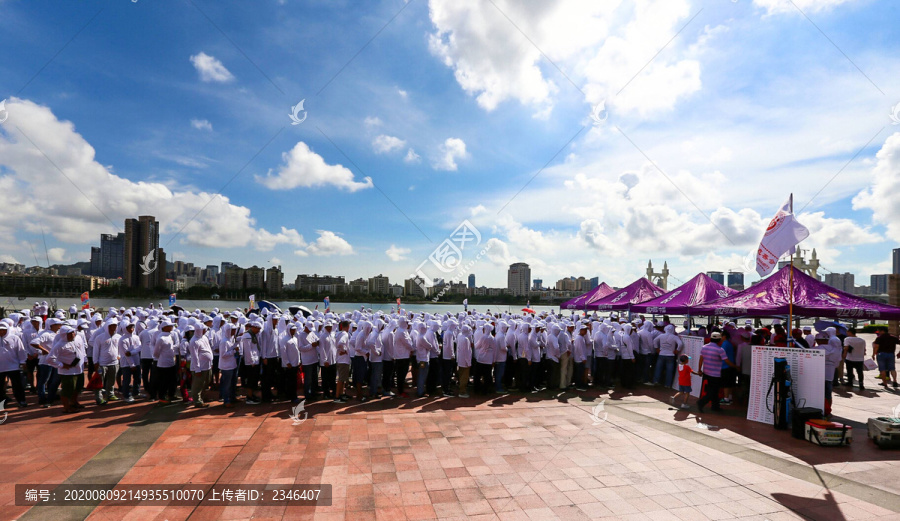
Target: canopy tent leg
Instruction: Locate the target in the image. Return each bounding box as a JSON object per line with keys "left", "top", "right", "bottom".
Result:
{"left": 788, "top": 258, "right": 794, "bottom": 345}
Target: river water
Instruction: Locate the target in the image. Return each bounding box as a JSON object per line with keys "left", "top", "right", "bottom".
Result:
{"left": 4, "top": 296, "right": 849, "bottom": 331}
{"left": 1, "top": 296, "right": 563, "bottom": 316}
{"left": 2, "top": 296, "right": 839, "bottom": 329}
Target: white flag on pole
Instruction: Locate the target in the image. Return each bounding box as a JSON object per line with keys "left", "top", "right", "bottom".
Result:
{"left": 755, "top": 194, "right": 810, "bottom": 277}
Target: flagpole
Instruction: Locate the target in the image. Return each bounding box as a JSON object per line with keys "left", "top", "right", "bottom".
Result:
{"left": 789, "top": 255, "right": 794, "bottom": 333}
{"left": 789, "top": 193, "right": 795, "bottom": 340}
{"left": 758, "top": 192, "right": 808, "bottom": 344}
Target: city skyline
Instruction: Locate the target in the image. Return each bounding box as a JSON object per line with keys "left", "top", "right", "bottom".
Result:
{"left": 16, "top": 222, "right": 895, "bottom": 299}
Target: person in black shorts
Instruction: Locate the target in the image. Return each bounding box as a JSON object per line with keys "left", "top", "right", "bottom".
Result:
{"left": 873, "top": 327, "right": 899, "bottom": 388}
{"left": 720, "top": 330, "right": 737, "bottom": 405}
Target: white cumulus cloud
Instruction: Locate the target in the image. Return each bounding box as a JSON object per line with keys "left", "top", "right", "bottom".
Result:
{"left": 404, "top": 148, "right": 421, "bottom": 164}
{"left": 0, "top": 97, "right": 306, "bottom": 252}
{"left": 578, "top": 219, "right": 614, "bottom": 254}
{"left": 753, "top": 0, "right": 858, "bottom": 16}
{"left": 256, "top": 141, "right": 373, "bottom": 192}
{"left": 428, "top": 0, "right": 562, "bottom": 113}
{"left": 385, "top": 244, "right": 411, "bottom": 261}
{"left": 484, "top": 238, "right": 512, "bottom": 266}
{"left": 372, "top": 134, "right": 407, "bottom": 154}
{"left": 305, "top": 230, "right": 355, "bottom": 256}
{"left": 190, "top": 118, "right": 213, "bottom": 131}
{"left": 189, "top": 52, "right": 234, "bottom": 83}
{"left": 427, "top": 0, "right": 703, "bottom": 119}
{"left": 47, "top": 248, "right": 67, "bottom": 263}
{"left": 853, "top": 132, "right": 900, "bottom": 242}
{"left": 253, "top": 226, "right": 307, "bottom": 252}
{"left": 433, "top": 138, "right": 467, "bottom": 171}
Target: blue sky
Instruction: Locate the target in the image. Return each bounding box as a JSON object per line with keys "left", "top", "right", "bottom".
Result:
{"left": 1, "top": 0, "right": 898, "bottom": 290}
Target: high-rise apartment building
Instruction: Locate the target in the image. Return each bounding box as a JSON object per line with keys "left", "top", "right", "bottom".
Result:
{"left": 507, "top": 263, "right": 531, "bottom": 296}
{"left": 124, "top": 216, "right": 165, "bottom": 288}
{"left": 265, "top": 266, "right": 283, "bottom": 295}
{"left": 824, "top": 272, "right": 855, "bottom": 293}
{"left": 89, "top": 232, "right": 125, "bottom": 279}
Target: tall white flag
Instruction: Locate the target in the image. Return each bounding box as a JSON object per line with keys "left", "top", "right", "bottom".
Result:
{"left": 755, "top": 194, "right": 810, "bottom": 277}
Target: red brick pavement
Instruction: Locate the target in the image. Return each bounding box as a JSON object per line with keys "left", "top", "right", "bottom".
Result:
{"left": 1, "top": 399, "right": 155, "bottom": 521}
{"left": 7, "top": 377, "right": 900, "bottom": 520}
{"left": 91, "top": 388, "right": 900, "bottom": 520}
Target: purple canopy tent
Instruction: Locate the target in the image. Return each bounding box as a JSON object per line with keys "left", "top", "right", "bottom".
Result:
{"left": 587, "top": 278, "right": 664, "bottom": 311}
{"left": 631, "top": 273, "right": 738, "bottom": 315}
{"left": 560, "top": 282, "right": 615, "bottom": 310}
{"left": 692, "top": 265, "right": 900, "bottom": 320}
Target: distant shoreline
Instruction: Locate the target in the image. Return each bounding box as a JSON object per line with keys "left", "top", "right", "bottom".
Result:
{"left": 0, "top": 295, "right": 555, "bottom": 307}
{"left": 0, "top": 296, "right": 558, "bottom": 310}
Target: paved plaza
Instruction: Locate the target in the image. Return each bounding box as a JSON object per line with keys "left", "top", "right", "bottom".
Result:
{"left": 4, "top": 360, "right": 900, "bottom": 521}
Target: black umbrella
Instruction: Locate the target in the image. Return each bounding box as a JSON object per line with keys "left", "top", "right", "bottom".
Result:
{"left": 256, "top": 300, "right": 283, "bottom": 314}
{"left": 814, "top": 320, "right": 847, "bottom": 334}
{"left": 289, "top": 305, "right": 312, "bottom": 317}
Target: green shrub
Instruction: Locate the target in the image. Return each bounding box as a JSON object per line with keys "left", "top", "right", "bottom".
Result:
{"left": 861, "top": 324, "right": 890, "bottom": 334}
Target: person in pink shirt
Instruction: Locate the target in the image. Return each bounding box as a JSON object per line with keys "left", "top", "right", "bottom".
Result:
{"left": 696, "top": 333, "right": 737, "bottom": 413}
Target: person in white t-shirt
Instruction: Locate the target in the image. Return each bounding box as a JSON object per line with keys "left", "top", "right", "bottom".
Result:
{"left": 240, "top": 321, "right": 262, "bottom": 405}
{"left": 843, "top": 327, "right": 867, "bottom": 390}
{"left": 118, "top": 321, "right": 141, "bottom": 402}
{"left": 46, "top": 326, "right": 83, "bottom": 413}
{"left": 217, "top": 323, "right": 240, "bottom": 408}
{"left": 456, "top": 325, "right": 473, "bottom": 398}
{"left": 318, "top": 321, "right": 338, "bottom": 400}
{"left": 334, "top": 320, "right": 352, "bottom": 403}
{"left": 281, "top": 323, "right": 301, "bottom": 405}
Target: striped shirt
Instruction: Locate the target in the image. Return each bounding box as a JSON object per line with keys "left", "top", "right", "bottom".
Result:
{"left": 700, "top": 342, "right": 727, "bottom": 378}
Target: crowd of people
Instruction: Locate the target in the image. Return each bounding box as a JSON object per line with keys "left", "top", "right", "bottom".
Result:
{"left": 0, "top": 301, "right": 894, "bottom": 420}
